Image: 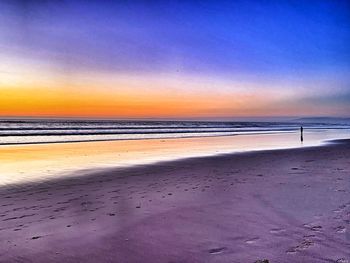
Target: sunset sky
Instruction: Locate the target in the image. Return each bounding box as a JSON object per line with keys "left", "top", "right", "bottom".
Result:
{"left": 0, "top": 0, "right": 349, "bottom": 119}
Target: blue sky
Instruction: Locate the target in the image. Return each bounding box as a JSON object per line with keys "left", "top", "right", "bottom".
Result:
{"left": 0, "top": 0, "right": 349, "bottom": 118}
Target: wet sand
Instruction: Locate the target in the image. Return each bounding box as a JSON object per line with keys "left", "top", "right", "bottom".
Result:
{"left": 0, "top": 140, "right": 349, "bottom": 262}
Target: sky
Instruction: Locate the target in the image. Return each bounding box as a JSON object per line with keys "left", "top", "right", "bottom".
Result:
{"left": 0, "top": 0, "right": 349, "bottom": 119}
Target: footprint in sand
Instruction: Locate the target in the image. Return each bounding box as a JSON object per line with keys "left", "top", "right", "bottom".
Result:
{"left": 286, "top": 239, "right": 314, "bottom": 254}
{"left": 298, "top": 239, "right": 314, "bottom": 249}
{"left": 335, "top": 226, "right": 346, "bottom": 233}
{"left": 208, "top": 247, "right": 227, "bottom": 255}
{"left": 304, "top": 223, "right": 323, "bottom": 232}
{"left": 269, "top": 228, "right": 286, "bottom": 234}
{"left": 333, "top": 208, "right": 343, "bottom": 213}
{"left": 286, "top": 247, "right": 298, "bottom": 254}
{"left": 245, "top": 237, "right": 259, "bottom": 244}
{"left": 336, "top": 189, "right": 346, "bottom": 192}
{"left": 336, "top": 177, "right": 345, "bottom": 182}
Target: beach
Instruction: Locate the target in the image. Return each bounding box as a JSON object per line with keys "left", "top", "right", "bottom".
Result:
{"left": 0, "top": 139, "right": 349, "bottom": 262}
{"left": 2, "top": 0, "right": 350, "bottom": 261}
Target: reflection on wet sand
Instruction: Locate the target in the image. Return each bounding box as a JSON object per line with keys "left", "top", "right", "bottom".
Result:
{"left": 0, "top": 129, "right": 349, "bottom": 185}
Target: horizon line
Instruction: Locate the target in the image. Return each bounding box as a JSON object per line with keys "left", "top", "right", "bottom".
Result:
{"left": 1, "top": 115, "right": 350, "bottom": 122}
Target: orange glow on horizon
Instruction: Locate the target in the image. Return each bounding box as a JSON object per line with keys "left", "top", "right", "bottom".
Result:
{"left": 1, "top": 67, "right": 342, "bottom": 118}
{"left": 0, "top": 83, "right": 283, "bottom": 118}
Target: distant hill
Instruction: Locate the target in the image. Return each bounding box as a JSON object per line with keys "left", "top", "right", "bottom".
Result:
{"left": 293, "top": 117, "right": 350, "bottom": 124}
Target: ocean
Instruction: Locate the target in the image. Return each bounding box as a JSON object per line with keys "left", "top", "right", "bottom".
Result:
{"left": 1, "top": 119, "right": 349, "bottom": 145}
{"left": 1, "top": 118, "right": 350, "bottom": 185}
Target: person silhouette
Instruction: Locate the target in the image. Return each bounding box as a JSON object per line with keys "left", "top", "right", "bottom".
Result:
{"left": 300, "top": 126, "right": 304, "bottom": 142}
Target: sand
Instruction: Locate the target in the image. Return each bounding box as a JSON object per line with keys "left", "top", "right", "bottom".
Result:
{"left": 0, "top": 139, "right": 349, "bottom": 263}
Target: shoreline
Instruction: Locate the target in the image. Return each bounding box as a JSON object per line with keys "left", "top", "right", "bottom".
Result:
{"left": 1, "top": 131, "right": 349, "bottom": 186}
{"left": 0, "top": 138, "right": 346, "bottom": 190}
{"left": 0, "top": 139, "right": 349, "bottom": 262}
{"left": 0, "top": 130, "right": 291, "bottom": 146}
